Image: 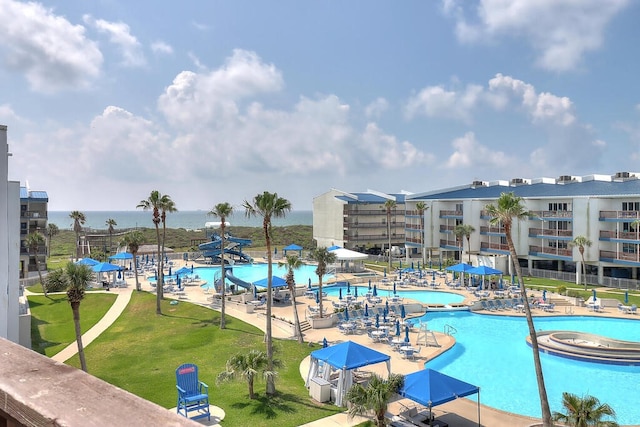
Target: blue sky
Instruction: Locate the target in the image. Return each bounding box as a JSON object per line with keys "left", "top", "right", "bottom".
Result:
{"left": 2, "top": 0, "right": 638, "bottom": 211}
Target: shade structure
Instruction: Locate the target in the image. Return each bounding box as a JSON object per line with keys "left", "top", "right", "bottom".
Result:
{"left": 109, "top": 252, "right": 133, "bottom": 261}
{"left": 283, "top": 244, "right": 303, "bottom": 257}
{"left": 175, "top": 266, "right": 191, "bottom": 276}
{"left": 76, "top": 257, "right": 99, "bottom": 266}
{"left": 327, "top": 245, "right": 342, "bottom": 251}
{"left": 445, "top": 263, "right": 474, "bottom": 273}
{"left": 92, "top": 262, "right": 123, "bottom": 273}
{"left": 253, "top": 276, "right": 288, "bottom": 288}
{"left": 330, "top": 248, "right": 368, "bottom": 261}
{"left": 467, "top": 265, "right": 502, "bottom": 276}
{"left": 399, "top": 369, "right": 480, "bottom": 424}
{"left": 306, "top": 340, "right": 391, "bottom": 407}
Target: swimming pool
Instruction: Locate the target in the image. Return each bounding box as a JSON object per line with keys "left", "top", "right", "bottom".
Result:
{"left": 193, "top": 264, "right": 332, "bottom": 287}
{"left": 322, "top": 285, "right": 464, "bottom": 305}
{"left": 423, "top": 312, "right": 640, "bottom": 424}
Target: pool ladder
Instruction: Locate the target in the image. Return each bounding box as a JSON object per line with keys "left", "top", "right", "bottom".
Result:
{"left": 444, "top": 324, "right": 457, "bottom": 336}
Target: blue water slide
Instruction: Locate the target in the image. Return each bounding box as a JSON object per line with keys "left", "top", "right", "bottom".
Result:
{"left": 225, "top": 272, "right": 253, "bottom": 290}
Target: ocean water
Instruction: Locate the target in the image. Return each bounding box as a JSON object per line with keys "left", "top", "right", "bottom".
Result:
{"left": 48, "top": 210, "right": 312, "bottom": 231}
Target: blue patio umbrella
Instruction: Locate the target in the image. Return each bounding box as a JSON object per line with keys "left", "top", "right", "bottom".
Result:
{"left": 177, "top": 277, "right": 182, "bottom": 289}
{"left": 354, "top": 286, "right": 358, "bottom": 298}
{"left": 393, "top": 282, "right": 397, "bottom": 295}
{"left": 373, "top": 284, "right": 378, "bottom": 297}
{"left": 344, "top": 307, "right": 349, "bottom": 321}
{"left": 175, "top": 266, "right": 190, "bottom": 276}
{"left": 322, "top": 337, "right": 328, "bottom": 348}
{"left": 404, "top": 325, "right": 410, "bottom": 343}
{"left": 385, "top": 300, "right": 390, "bottom": 312}
{"left": 191, "top": 264, "right": 194, "bottom": 273}
{"left": 417, "top": 261, "right": 420, "bottom": 269}
{"left": 364, "top": 304, "right": 369, "bottom": 317}
{"left": 76, "top": 257, "right": 99, "bottom": 266}
{"left": 432, "top": 271, "right": 436, "bottom": 280}
{"left": 401, "top": 305, "right": 406, "bottom": 319}
{"left": 400, "top": 261, "right": 402, "bottom": 269}
{"left": 395, "top": 320, "right": 401, "bottom": 336}
{"left": 383, "top": 310, "right": 387, "bottom": 323}
{"left": 347, "top": 282, "right": 351, "bottom": 294}
{"left": 308, "top": 278, "right": 312, "bottom": 289}
{"left": 384, "top": 268, "right": 387, "bottom": 278}
{"left": 315, "top": 291, "right": 320, "bottom": 304}
{"left": 92, "top": 262, "right": 123, "bottom": 273}
{"left": 592, "top": 289, "right": 597, "bottom": 302}
{"left": 253, "top": 285, "right": 258, "bottom": 299}
{"left": 129, "top": 261, "right": 132, "bottom": 270}
{"left": 399, "top": 271, "right": 402, "bottom": 280}
{"left": 339, "top": 288, "right": 343, "bottom": 300}
{"left": 411, "top": 261, "right": 414, "bottom": 269}
{"left": 439, "top": 260, "right": 442, "bottom": 270}
{"left": 368, "top": 279, "right": 372, "bottom": 290}
{"left": 499, "top": 278, "right": 504, "bottom": 289}
{"left": 542, "top": 290, "right": 547, "bottom": 301}
{"left": 429, "top": 260, "right": 432, "bottom": 269}
{"left": 375, "top": 314, "right": 380, "bottom": 328}
{"left": 625, "top": 291, "right": 629, "bottom": 304}
{"left": 511, "top": 273, "right": 515, "bottom": 284}
{"left": 419, "top": 270, "right": 422, "bottom": 279}
{"left": 145, "top": 254, "right": 149, "bottom": 263}
{"left": 168, "top": 266, "right": 172, "bottom": 276}
{"left": 117, "top": 270, "right": 122, "bottom": 279}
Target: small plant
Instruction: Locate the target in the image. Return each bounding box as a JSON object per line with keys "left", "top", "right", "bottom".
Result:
{"left": 556, "top": 285, "right": 567, "bottom": 295}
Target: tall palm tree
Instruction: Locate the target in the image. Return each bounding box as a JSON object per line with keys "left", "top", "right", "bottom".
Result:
{"left": 415, "top": 202, "right": 428, "bottom": 265}
{"left": 279, "top": 254, "right": 304, "bottom": 343}
{"left": 454, "top": 224, "right": 476, "bottom": 264}
{"left": 137, "top": 191, "right": 165, "bottom": 314}
{"left": 345, "top": 373, "right": 404, "bottom": 427}
{"left": 309, "top": 247, "right": 337, "bottom": 319}
{"left": 105, "top": 218, "right": 117, "bottom": 254}
{"left": 383, "top": 199, "right": 397, "bottom": 272}
{"left": 569, "top": 236, "right": 592, "bottom": 291}
{"left": 208, "top": 202, "right": 233, "bottom": 329}
{"left": 46, "top": 223, "right": 59, "bottom": 256}
{"left": 552, "top": 392, "right": 618, "bottom": 427}
{"left": 486, "top": 192, "right": 552, "bottom": 426}
{"left": 69, "top": 210, "right": 86, "bottom": 259}
{"left": 243, "top": 191, "right": 291, "bottom": 395}
{"left": 159, "top": 195, "right": 177, "bottom": 292}
{"left": 120, "top": 230, "right": 144, "bottom": 291}
{"left": 217, "top": 349, "right": 274, "bottom": 400}
{"left": 25, "top": 232, "right": 46, "bottom": 296}
{"left": 65, "top": 262, "right": 93, "bottom": 372}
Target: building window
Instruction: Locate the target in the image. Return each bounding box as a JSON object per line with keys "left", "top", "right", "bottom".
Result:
{"left": 622, "top": 243, "right": 637, "bottom": 254}
{"left": 622, "top": 202, "right": 640, "bottom": 211}
{"left": 548, "top": 202, "right": 569, "bottom": 211}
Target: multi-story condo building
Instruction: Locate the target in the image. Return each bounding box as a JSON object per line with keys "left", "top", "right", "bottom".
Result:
{"left": 313, "top": 189, "right": 406, "bottom": 254}
{"left": 315, "top": 173, "right": 640, "bottom": 288}
{"left": 19, "top": 186, "right": 49, "bottom": 279}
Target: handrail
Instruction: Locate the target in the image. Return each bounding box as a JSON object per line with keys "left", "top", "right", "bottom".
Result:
{"left": 444, "top": 324, "right": 457, "bottom": 336}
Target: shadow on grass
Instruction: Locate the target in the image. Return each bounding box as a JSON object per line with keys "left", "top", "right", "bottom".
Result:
{"left": 30, "top": 316, "right": 62, "bottom": 355}
{"left": 230, "top": 392, "right": 301, "bottom": 419}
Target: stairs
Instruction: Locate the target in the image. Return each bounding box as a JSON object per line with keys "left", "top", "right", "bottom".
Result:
{"left": 299, "top": 320, "right": 312, "bottom": 332}
{"left": 547, "top": 297, "right": 571, "bottom": 307}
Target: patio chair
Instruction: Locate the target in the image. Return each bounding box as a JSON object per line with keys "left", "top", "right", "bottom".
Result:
{"left": 176, "top": 363, "right": 210, "bottom": 421}
{"left": 630, "top": 304, "right": 638, "bottom": 314}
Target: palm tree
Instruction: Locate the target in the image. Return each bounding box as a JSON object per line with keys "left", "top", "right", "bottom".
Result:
{"left": 383, "top": 199, "right": 397, "bottom": 272}
{"left": 217, "top": 349, "right": 275, "bottom": 399}
{"left": 345, "top": 373, "right": 404, "bottom": 427}
{"left": 65, "top": 262, "right": 93, "bottom": 372}
{"left": 25, "top": 232, "right": 46, "bottom": 296}
{"left": 309, "top": 247, "right": 337, "bottom": 319}
{"left": 159, "top": 195, "right": 177, "bottom": 293}
{"left": 486, "top": 192, "right": 552, "bottom": 426}
{"left": 137, "top": 191, "right": 165, "bottom": 314}
{"left": 46, "top": 223, "right": 59, "bottom": 256}
{"left": 208, "top": 202, "right": 233, "bottom": 329}
{"left": 69, "top": 210, "right": 86, "bottom": 259}
{"left": 454, "top": 224, "right": 476, "bottom": 264}
{"left": 120, "top": 230, "right": 144, "bottom": 291}
{"left": 279, "top": 254, "right": 304, "bottom": 343}
{"left": 415, "top": 202, "right": 428, "bottom": 265}
{"left": 552, "top": 392, "right": 618, "bottom": 427}
{"left": 105, "top": 218, "right": 117, "bottom": 254}
{"left": 243, "top": 191, "right": 291, "bottom": 395}
{"left": 569, "top": 236, "right": 593, "bottom": 291}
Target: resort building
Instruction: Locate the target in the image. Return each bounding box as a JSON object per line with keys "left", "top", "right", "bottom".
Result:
{"left": 313, "top": 189, "right": 407, "bottom": 255}
{"left": 20, "top": 185, "right": 49, "bottom": 279}
{"left": 315, "top": 173, "right": 640, "bottom": 288}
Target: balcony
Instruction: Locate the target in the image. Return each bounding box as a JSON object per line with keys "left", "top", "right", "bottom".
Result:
{"left": 343, "top": 233, "right": 404, "bottom": 242}
{"left": 480, "top": 241, "right": 510, "bottom": 252}
{"left": 21, "top": 210, "right": 48, "bottom": 219}
{"left": 529, "top": 210, "right": 573, "bottom": 220}
{"left": 404, "top": 224, "right": 423, "bottom": 231}
{"left": 600, "top": 211, "right": 640, "bottom": 221}
{"left": 344, "top": 221, "right": 390, "bottom": 229}
{"left": 599, "top": 230, "right": 640, "bottom": 242}
{"left": 528, "top": 228, "right": 573, "bottom": 238}
{"left": 600, "top": 250, "right": 640, "bottom": 264}
{"left": 439, "top": 239, "right": 460, "bottom": 249}
{"left": 479, "top": 225, "right": 505, "bottom": 235}
{"left": 439, "top": 225, "right": 455, "bottom": 233}
{"left": 529, "top": 245, "right": 572, "bottom": 259}
{"left": 439, "top": 210, "right": 463, "bottom": 218}
{"left": 344, "top": 208, "right": 406, "bottom": 216}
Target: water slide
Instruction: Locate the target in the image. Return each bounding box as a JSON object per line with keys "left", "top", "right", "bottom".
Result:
{"left": 198, "top": 233, "right": 253, "bottom": 263}
{"left": 224, "top": 272, "right": 253, "bottom": 290}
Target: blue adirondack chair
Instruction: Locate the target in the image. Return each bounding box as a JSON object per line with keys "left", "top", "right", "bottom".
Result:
{"left": 176, "top": 363, "right": 210, "bottom": 421}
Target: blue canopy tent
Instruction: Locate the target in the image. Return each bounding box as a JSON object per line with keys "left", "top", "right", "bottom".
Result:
{"left": 109, "top": 252, "right": 133, "bottom": 261}
{"left": 445, "top": 262, "right": 473, "bottom": 285}
{"left": 175, "top": 266, "right": 191, "bottom": 276}
{"left": 253, "top": 276, "right": 288, "bottom": 288}
{"left": 400, "top": 369, "right": 481, "bottom": 426}
{"left": 76, "top": 257, "right": 99, "bottom": 266}
{"left": 305, "top": 341, "right": 391, "bottom": 406}
{"left": 467, "top": 265, "right": 503, "bottom": 290}
{"left": 92, "top": 262, "right": 123, "bottom": 273}
{"left": 283, "top": 244, "right": 303, "bottom": 257}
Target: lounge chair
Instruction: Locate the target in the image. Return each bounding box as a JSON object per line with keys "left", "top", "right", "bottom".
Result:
{"left": 630, "top": 304, "right": 638, "bottom": 314}
{"left": 175, "top": 363, "right": 210, "bottom": 421}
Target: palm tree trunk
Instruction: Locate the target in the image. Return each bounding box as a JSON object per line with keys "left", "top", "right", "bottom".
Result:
{"left": 220, "top": 228, "right": 226, "bottom": 329}
{"left": 248, "top": 378, "right": 255, "bottom": 399}
{"left": 72, "top": 302, "right": 88, "bottom": 372}
{"left": 133, "top": 250, "right": 141, "bottom": 291}
{"left": 579, "top": 247, "right": 587, "bottom": 291}
{"left": 291, "top": 292, "right": 304, "bottom": 343}
{"left": 155, "top": 224, "right": 162, "bottom": 315}
{"left": 264, "top": 220, "right": 275, "bottom": 395}
{"left": 34, "top": 251, "right": 46, "bottom": 297}
{"left": 506, "top": 230, "right": 552, "bottom": 426}
{"left": 318, "top": 277, "right": 324, "bottom": 319}
{"left": 467, "top": 237, "right": 472, "bottom": 264}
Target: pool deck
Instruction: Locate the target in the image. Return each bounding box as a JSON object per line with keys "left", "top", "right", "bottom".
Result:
{"left": 115, "top": 265, "right": 640, "bottom": 426}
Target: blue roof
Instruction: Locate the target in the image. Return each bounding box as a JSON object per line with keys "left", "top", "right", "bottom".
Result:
{"left": 20, "top": 187, "right": 48, "bottom": 201}
{"left": 335, "top": 192, "right": 406, "bottom": 204}
{"left": 310, "top": 340, "right": 389, "bottom": 370}
{"left": 411, "top": 179, "right": 640, "bottom": 200}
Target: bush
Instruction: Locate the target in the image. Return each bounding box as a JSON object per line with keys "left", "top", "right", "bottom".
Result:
{"left": 556, "top": 285, "right": 567, "bottom": 295}
{"left": 567, "top": 289, "right": 580, "bottom": 298}
{"left": 45, "top": 269, "right": 67, "bottom": 292}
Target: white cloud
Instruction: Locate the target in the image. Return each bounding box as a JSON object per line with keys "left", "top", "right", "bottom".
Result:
{"left": 443, "top": 0, "right": 629, "bottom": 72}
{"left": 85, "top": 15, "right": 146, "bottom": 67}
{"left": 0, "top": 0, "right": 102, "bottom": 92}
{"left": 405, "top": 84, "right": 484, "bottom": 122}
{"left": 0, "top": 104, "right": 28, "bottom": 126}
{"left": 364, "top": 98, "right": 389, "bottom": 119}
{"left": 151, "top": 41, "right": 173, "bottom": 55}
{"left": 443, "top": 132, "right": 512, "bottom": 169}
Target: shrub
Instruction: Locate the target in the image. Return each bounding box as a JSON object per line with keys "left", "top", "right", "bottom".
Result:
{"left": 556, "top": 285, "right": 567, "bottom": 295}
{"left": 45, "top": 268, "right": 67, "bottom": 292}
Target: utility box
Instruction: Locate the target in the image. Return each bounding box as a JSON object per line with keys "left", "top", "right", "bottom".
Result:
{"left": 309, "top": 377, "right": 331, "bottom": 403}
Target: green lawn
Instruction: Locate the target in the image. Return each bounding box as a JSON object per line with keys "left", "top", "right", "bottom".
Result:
{"left": 54, "top": 292, "right": 342, "bottom": 427}
{"left": 29, "top": 293, "right": 117, "bottom": 356}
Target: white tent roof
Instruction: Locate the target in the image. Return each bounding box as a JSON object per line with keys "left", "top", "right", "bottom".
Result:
{"left": 330, "top": 248, "right": 368, "bottom": 261}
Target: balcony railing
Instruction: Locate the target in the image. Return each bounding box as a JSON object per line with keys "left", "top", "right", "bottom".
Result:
{"left": 439, "top": 225, "right": 455, "bottom": 232}
{"left": 480, "top": 242, "right": 510, "bottom": 251}
{"left": 344, "top": 222, "right": 392, "bottom": 229}
{"left": 439, "top": 239, "right": 460, "bottom": 248}
{"left": 439, "top": 210, "right": 463, "bottom": 217}
{"left": 479, "top": 225, "right": 505, "bottom": 234}
{"left": 404, "top": 224, "right": 423, "bottom": 231}
{"left": 529, "top": 210, "right": 573, "bottom": 219}
{"left": 528, "top": 228, "right": 573, "bottom": 238}
{"left": 599, "top": 230, "right": 640, "bottom": 241}
{"left": 343, "top": 234, "right": 405, "bottom": 241}
{"left": 529, "top": 245, "right": 572, "bottom": 257}
{"left": 600, "top": 250, "right": 640, "bottom": 263}
{"left": 344, "top": 209, "right": 406, "bottom": 216}
{"left": 406, "top": 237, "right": 422, "bottom": 244}
{"left": 20, "top": 210, "right": 48, "bottom": 219}
{"left": 600, "top": 211, "right": 640, "bottom": 220}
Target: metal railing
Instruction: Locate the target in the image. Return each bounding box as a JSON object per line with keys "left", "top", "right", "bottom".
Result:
{"left": 444, "top": 324, "right": 457, "bottom": 336}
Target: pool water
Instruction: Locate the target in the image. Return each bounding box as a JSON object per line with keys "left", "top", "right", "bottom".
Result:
{"left": 423, "top": 312, "right": 640, "bottom": 424}
{"left": 193, "top": 264, "right": 332, "bottom": 287}
{"left": 322, "top": 285, "right": 465, "bottom": 305}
